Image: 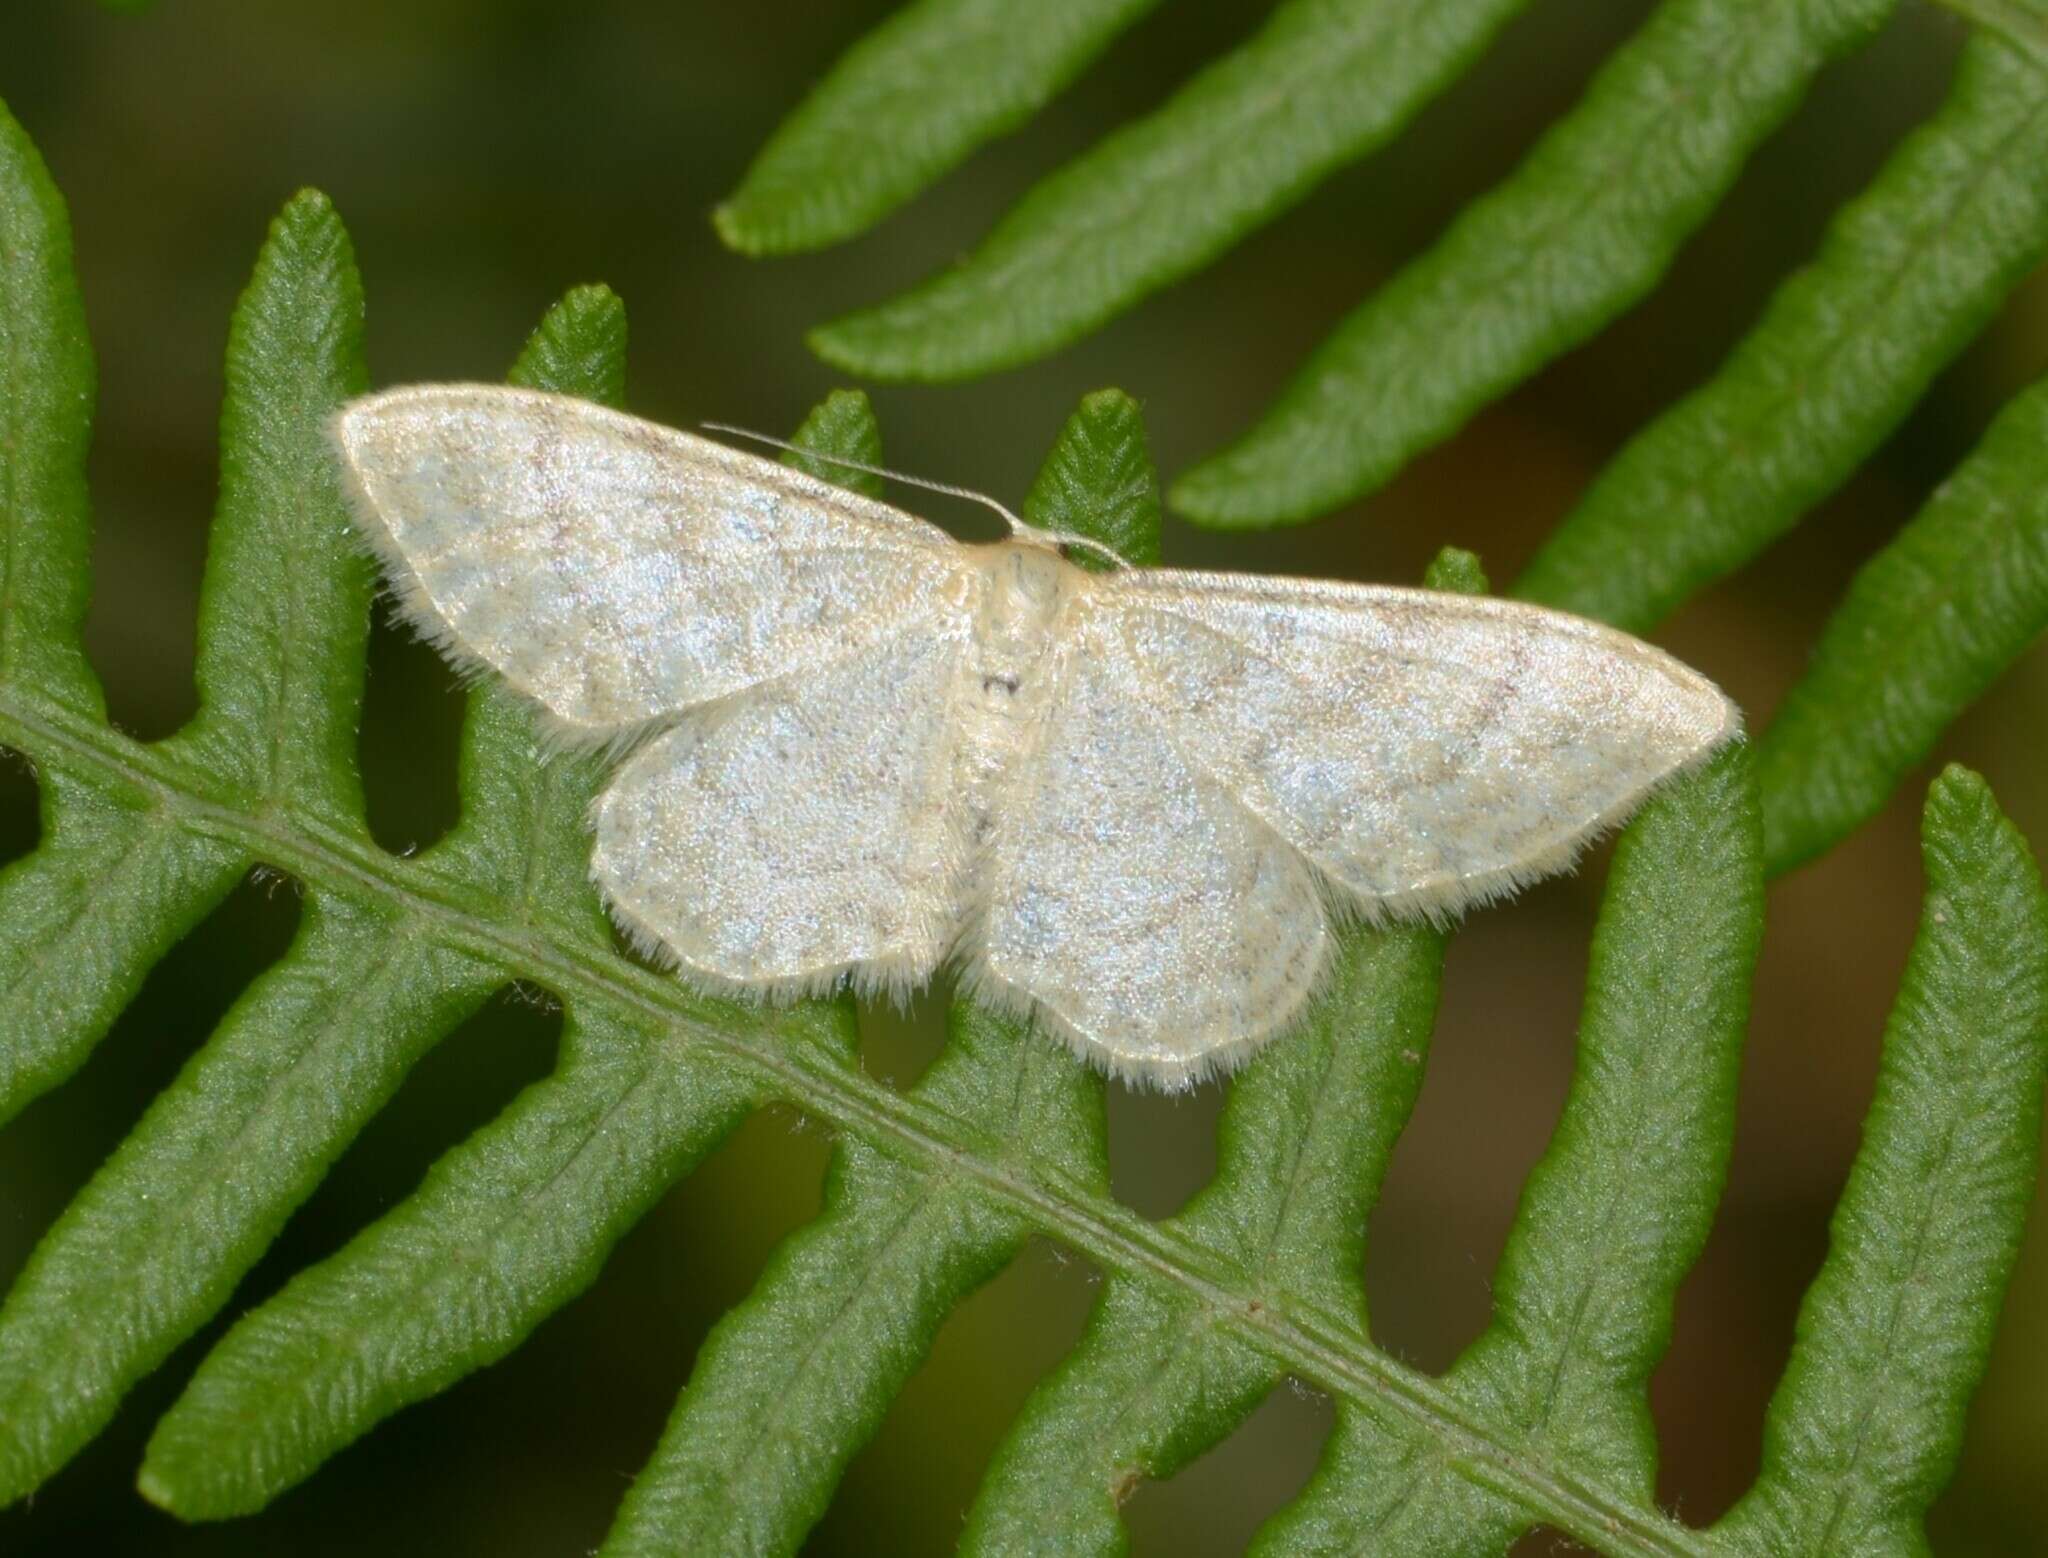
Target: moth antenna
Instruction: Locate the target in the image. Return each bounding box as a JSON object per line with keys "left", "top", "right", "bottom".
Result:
{"left": 700, "top": 420, "right": 1130, "bottom": 569}
{"left": 1029, "top": 529, "right": 1131, "bottom": 570}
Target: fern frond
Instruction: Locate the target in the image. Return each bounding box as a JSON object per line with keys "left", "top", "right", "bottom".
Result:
{"left": 808, "top": 0, "right": 1530, "bottom": 380}
{"left": 778, "top": 387, "right": 888, "bottom": 497}
{"left": 1755, "top": 368, "right": 2048, "bottom": 874}
{"left": 1514, "top": 31, "right": 2048, "bottom": 634}
{"left": 133, "top": 288, "right": 767, "bottom": 1519}
{"left": 0, "top": 101, "right": 244, "bottom": 1125}
{"left": 605, "top": 1002, "right": 1101, "bottom": 1556}
{"left": 1717, "top": 766, "right": 2048, "bottom": 1554}
{"left": 714, "top": 0, "right": 1164, "bottom": 255}
{"left": 174, "top": 190, "right": 374, "bottom": 822}
{"left": 1020, "top": 388, "right": 1164, "bottom": 569}
{"left": 0, "top": 184, "right": 487, "bottom": 1510}
{"left": 1171, "top": 0, "right": 1897, "bottom": 526}
{"left": 3, "top": 92, "right": 2046, "bottom": 1558}
{"left": 0, "top": 102, "right": 94, "bottom": 718}
{"left": 966, "top": 926, "right": 1447, "bottom": 1553}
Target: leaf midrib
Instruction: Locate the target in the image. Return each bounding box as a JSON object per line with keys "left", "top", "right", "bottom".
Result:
{"left": 0, "top": 682, "right": 1711, "bottom": 1558}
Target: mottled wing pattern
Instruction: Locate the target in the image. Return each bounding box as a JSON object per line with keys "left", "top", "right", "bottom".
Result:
{"left": 332, "top": 385, "right": 967, "bottom": 737}
{"left": 592, "top": 618, "right": 973, "bottom": 997}
{"left": 974, "top": 610, "right": 1329, "bottom": 1087}
{"left": 1101, "top": 572, "right": 1738, "bottom": 918}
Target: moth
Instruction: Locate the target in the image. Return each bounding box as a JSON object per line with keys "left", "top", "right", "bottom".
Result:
{"left": 333, "top": 386, "right": 1738, "bottom": 1088}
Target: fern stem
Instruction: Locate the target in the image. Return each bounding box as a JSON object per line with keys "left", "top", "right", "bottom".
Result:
{"left": 0, "top": 680, "right": 1716, "bottom": 1555}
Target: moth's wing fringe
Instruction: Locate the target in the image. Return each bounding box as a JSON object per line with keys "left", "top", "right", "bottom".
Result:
{"left": 950, "top": 957, "right": 1272, "bottom": 1093}
{"left": 596, "top": 874, "right": 948, "bottom": 1014}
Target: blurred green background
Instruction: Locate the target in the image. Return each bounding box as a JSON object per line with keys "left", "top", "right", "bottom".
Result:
{"left": 1, "top": 1, "right": 2045, "bottom": 1553}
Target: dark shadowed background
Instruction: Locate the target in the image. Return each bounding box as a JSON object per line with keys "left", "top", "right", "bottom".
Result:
{"left": 0, "top": 1, "right": 2044, "bottom": 1553}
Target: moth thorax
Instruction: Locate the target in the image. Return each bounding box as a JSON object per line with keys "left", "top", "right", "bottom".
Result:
{"left": 972, "top": 541, "right": 1072, "bottom": 683}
